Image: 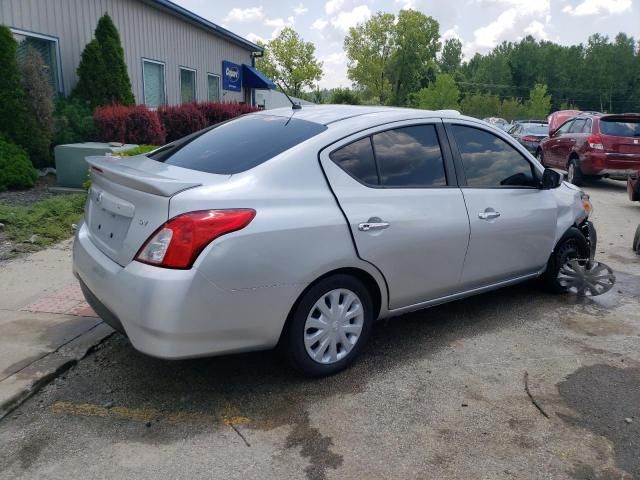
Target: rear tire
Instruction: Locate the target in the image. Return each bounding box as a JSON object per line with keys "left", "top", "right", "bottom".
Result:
{"left": 567, "top": 158, "right": 584, "bottom": 186}
{"left": 280, "top": 274, "right": 374, "bottom": 377}
{"left": 633, "top": 224, "right": 640, "bottom": 253}
{"left": 541, "top": 227, "right": 590, "bottom": 293}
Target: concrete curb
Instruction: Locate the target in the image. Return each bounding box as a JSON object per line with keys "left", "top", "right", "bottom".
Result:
{"left": 0, "top": 322, "right": 114, "bottom": 420}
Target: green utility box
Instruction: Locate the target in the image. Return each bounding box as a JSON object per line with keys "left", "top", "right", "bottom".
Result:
{"left": 54, "top": 142, "right": 137, "bottom": 189}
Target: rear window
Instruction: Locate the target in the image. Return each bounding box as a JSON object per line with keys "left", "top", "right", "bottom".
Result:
{"left": 522, "top": 124, "right": 549, "bottom": 135}
{"left": 599, "top": 118, "right": 640, "bottom": 137}
{"left": 150, "top": 114, "right": 327, "bottom": 174}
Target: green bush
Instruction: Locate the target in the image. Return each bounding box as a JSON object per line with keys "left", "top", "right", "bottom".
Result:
{"left": 119, "top": 145, "right": 158, "bottom": 157}
{"left": 0, "top": 138, "right": 37, "bottom": 191}
{"left": 53, "top": 97, "right": 97, "bottom": 145}
{"left": 0, "top": 26, "right": 29, "bottom": 155}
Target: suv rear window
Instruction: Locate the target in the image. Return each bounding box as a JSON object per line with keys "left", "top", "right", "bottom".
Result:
{"left": 599, "top": 118, "right": 640, "bottom": 137}
{"left": 150, "top": 114, "right": 327, "bottom": 174}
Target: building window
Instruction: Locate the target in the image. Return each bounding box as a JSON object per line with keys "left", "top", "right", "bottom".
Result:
{"left": 180, "top": 67, "right": 196, "bottom": 103}
{"left": 142, "top": 59, "right": 166, "bottom": 108}
{"left": 11, "top": 29, "right": 62, "bottom": 94}
{"left": 207, "top": 73, "right": 220, "bottom": 102}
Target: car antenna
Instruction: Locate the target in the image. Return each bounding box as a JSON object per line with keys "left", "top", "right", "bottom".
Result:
{"left": 277, "top": 83, "right": 302, "bottom": 110}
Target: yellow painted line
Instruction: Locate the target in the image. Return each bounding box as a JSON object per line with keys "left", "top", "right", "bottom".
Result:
{"left": 50, "top": 401, "right": 225, "bottom": 425}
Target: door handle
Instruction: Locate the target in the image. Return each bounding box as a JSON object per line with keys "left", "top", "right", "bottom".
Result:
{"left": 478, "top": 211, "right": 501, "bottom": 220}
{"left": 358, "top": 222, "right": 390, "bottom": 232}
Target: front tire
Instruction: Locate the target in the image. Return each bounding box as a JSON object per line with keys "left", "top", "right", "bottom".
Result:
{"left": 633, "top": 224, "right": 640, "bottom": 253}
{"left": 281, "top": 275, "right": 374, "bottom": 377}
{"left": 567, "top": 158, "right": 584, "bottom": 186}
{"left": 541, "top": 227, "right": 590, "bottom": 293}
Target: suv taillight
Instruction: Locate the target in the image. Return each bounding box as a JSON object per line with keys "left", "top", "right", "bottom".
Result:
{"left": 587, "top": 134, "right": 604, "bottom": 150}
{"left": 135, "top": 209, "right": 256, "bottom": 269}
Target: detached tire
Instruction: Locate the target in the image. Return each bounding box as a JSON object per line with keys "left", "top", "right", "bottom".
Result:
{"left": 281, "top": 274, "right": 373, "bottom": 377}
{"left": 541, "top": 227, "right": 590, "bottom": 293}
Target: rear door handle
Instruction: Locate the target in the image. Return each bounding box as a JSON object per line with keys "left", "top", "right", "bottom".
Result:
{"left": 478, "top": 211, "right": 501, "bottom": 220}
{"left": 358, "top": 222, "right": 390, "bottom": 232}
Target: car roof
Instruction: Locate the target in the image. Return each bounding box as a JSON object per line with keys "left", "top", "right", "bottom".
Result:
{"left": 254, "top": 104, "right": 468, "bottom": 126}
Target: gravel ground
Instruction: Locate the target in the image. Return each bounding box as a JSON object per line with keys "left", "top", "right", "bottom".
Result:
{"left": 0, "top": 178, "right": 639, "bottom": 480}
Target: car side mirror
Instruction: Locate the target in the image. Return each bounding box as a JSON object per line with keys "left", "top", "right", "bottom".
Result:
{"left": 541, "top": 168, "right": 563, "bottom": 189}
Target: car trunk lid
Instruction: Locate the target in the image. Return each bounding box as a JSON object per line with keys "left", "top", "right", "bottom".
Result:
{"left": 85, "top": 155, "right": 229, "bottom": 266}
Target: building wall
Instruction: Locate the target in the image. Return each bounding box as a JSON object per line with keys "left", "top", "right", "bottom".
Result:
{"left": 0, "top": 0, "right": 253, "bottom": 104}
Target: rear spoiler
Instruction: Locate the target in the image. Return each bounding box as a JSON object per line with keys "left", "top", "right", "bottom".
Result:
{"left": 600, "top": 114, "right": 640, "bottom": 122}
{"left": 86, "top": 156, "right": 202, "bottom": 197}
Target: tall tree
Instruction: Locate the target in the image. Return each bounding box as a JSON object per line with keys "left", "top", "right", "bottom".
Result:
{"left": 344, "top": 12, "right": 396, "bottom": 104}
{"left": 439, "top": 38, "right": 463, "bottom": 74}
{"left": 20, "top": 47, "right": 54, "bottom": 167}
{"left": 256, "top": 27, "right": 322, "bottom": 98}
{"left": 387, "top": 10, "right": 440, "bottom": 106}
{"left": 0, "top": 26, "right": 29, "bottom": 150}
{"left": 73, "top": 13, "right": 134, "bottom": 107}
{"left": 526, "top": 83, "right": 552, "bottom": 119}
{"left": 411, "top": 74, "right": 459, "bottom": 110}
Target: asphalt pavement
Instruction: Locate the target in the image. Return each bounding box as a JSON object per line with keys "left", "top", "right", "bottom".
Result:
{"left": 1, "top": 179, "right": 639, "bottom": 480}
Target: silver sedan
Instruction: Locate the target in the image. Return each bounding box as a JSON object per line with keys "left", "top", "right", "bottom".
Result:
{"left": 73, "top": 106, "right": 599, "bottom": 376}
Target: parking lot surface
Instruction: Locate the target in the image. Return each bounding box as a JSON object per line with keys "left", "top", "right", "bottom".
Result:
{"left": 1, "top": 179, "right": 639, "bottom": 480}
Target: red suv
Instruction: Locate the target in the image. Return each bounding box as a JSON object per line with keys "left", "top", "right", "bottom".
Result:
{"left": 537, "top": 113, "right": 640, "bottom": 185}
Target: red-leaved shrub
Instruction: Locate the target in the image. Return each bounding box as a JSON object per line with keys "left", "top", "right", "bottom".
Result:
{"left": 94, "top": 104, "right": 129, "bottom": 143}
{"left": 157, "top": 103, "right": 207, "bottom": 143}
{"left": 124, "top": 105, "right": 165, "bottom": 145}
{"left": 197, "top": 101, "right": 258, "bottom": 125}
{"left": 95, "top": 102, "right": 259, "bottom": 146}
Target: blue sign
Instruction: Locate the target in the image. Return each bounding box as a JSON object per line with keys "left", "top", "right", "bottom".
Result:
{"left": 222, "top": 61, "right": 242, "bottom": 92}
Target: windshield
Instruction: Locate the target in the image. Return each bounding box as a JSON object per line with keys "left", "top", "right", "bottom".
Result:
{"left": 599, "top": 119, "right": 640, "bottom": 137}
{"left": 150, "top": 114, "right": 327, "bottom": 174}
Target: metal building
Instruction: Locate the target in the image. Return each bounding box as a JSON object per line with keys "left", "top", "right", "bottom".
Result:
{"left": 0, "top": 0, "right": 274, "bottom": 106}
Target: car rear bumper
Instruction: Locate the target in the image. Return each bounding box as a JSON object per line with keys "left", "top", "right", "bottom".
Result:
{"left": 72, "top": 223, "right": 299, "bottom": 359}
{"left": 582, "top": 152, "right": 640, "bottom": 177}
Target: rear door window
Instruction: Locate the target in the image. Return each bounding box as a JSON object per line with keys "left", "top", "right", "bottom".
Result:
{"left": 151, "top": 115, "right": 327, "bottom": 174}
{"left": 599, "top": 118, "right": 640, "bottom": 137}
{"left": 372, "top": 125, "right": 446, "bottom": 187}
{"left": 330, "top": 137, "right": 378, "bottom": 185}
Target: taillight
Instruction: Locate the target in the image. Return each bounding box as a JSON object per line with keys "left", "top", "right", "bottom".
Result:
{"left": 521, "top": 135, "right": 539, "bottom": 142}
{"left": 587, "top": 134, "right": 604, "bottom": 150}
{"left": 136, "top": 209, "right": 256, "bottom": 269}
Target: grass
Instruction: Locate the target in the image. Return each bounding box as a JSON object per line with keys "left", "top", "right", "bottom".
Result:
{"left": 0, "top": 194, "right": 86, "bottom": 247}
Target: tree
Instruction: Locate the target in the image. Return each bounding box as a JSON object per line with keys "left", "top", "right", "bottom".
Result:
{"left": 439, "top": 38, "right": 463, "bottom": 74}
{"left": 0, "top": 26, "right": 29, "bottom": 150}
{"left": 460, "top": 93, "right": 501, "bottom": 118}
{"left": 256, "top": 27, "right": 322, "bottom": 98}
{"left": 20, "top": 47, "right": 55, "bottom": 167}
{"left": 387, "top": 10, "right": 441, "bottom": 106}
{"left": 330, "top": 87, "right": 361, "bottom": 105}
{"left": 73, "top": 13, "right": 134, "bottom": 107}
{"left": 411, "top": 74, "right": 459, "bottom": 110}
{"left": 526, "top": 83, "right": 552, "bottom": 119}
{"left": 344, "top": 12, "right": 396, "bottom": 104}
{"left": 94, "top": 14, "right": 134, "bottom": 105}
{"left": 500, "top": 98, "right": 526, "bottom": 122}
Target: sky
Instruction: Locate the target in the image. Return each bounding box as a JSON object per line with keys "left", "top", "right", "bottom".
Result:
{"left": 173, "top": 0, "right": 640, "bottom": 89}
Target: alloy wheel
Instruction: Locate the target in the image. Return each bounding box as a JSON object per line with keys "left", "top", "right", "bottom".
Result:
{"left": 303, "top": 288, "right": 364, "bottom": 364}
{"left": 567, "top": 162, "right": 575, "bottom": 184}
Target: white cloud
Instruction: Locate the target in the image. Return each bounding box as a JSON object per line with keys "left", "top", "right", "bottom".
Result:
{"left": 265, "top": 17, "right": 285, "bottom": 27}
{"left": 441, "top": 25, "right": 462, "bottom": 41}
{"left": 265, "top": 16, "right": 295, "bottom": 38}
{"left": 318, "top": 51, "right": 350, "bottom": 89}
{"left": 322, "top": 51, "right": 347, "bottom": 64}
{"left": 311, "top": 18, "right": 329, "bottom": 30}
{"left": 294, "top": 3, "right": 309, "bottom": 15}
{"left": 246, "top": 32, "right": 266, "bottom": 44}
{"left": 223, "top": 6, "right": 264, "bottom": 23}
{"left": 394, "top": 0, "right": 417, "bottom": 10}
{"left": 523, "top": 20, "right": 549, "bottom": 40}
{"left": 562, "top": 0, "right": 631, "bottom": 16}
{"left": 325, "top": 0, "right": 345, "bottom": 15}
{"left": 330, "top": 5, "right": 372, "bottom": 31}
{"left": 466, "top": 0, "right": 550, "bottom": 52}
